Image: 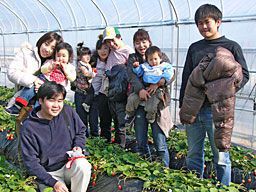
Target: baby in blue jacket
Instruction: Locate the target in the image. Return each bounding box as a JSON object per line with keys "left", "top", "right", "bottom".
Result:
{"left": 125, "top": 46, "right": 174, "bottom": 125}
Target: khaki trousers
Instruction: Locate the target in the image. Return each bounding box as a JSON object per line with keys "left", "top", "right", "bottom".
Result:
{"left": 38, "top": 158, "right": 91, "bottom": 192}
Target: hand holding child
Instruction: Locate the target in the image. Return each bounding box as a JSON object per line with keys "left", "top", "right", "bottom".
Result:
{"left": 34, "top": 77, "right": 44, "bottom": 93}
{"left": 147, "top": 84, "right": 158, "bottom": 94}
{"left": 147, "top": 78, "right": 165, "bottom": 94}
{"left": 139, "top": 89, "right": 151, "bottom": 101}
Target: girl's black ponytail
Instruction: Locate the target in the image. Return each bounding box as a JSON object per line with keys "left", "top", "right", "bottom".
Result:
{"left": 76, "top": 41, "right": 84, "bottom": 57}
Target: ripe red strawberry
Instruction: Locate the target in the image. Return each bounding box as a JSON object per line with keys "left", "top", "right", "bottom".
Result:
{"left": 7, "top": 134, "right": 14, "bottom": 140}
{"left": 92, "top": 173, "right": 96, "bottom": 179}
{"left": 118, "top": 185, "right": 122, "bottom": 190}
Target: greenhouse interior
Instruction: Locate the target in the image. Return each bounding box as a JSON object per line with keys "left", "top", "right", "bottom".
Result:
{"left": 0, "top": 0, "right": 256, "bottom": 191}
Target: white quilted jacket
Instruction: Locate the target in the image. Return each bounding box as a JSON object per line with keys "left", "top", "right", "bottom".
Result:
{"left": 7, "top": 42, "right": 41, "bottom": 89}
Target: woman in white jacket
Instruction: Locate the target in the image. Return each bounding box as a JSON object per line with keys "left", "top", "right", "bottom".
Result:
{"left": 7, "top": 32, "right": 63, "bottom": 92}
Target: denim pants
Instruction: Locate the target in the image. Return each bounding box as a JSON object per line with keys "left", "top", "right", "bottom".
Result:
{"left": 17, "top": 74, "right": 46, "bottom": 107}
{"left": 74, "top": 92, "right": 99, "bottom": 137}
{"left": 185, "top": 106, "right": 231, "bottom": 186}
{"left": 19, "top": 86, "right": 36, "bottom": 104}
{"left": 134, "top": 105, "right": 170, "bottom": 167}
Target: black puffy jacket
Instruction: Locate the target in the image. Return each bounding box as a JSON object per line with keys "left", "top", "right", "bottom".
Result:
{"left": 107, "top": 64, "right": 128, "bottom": 102}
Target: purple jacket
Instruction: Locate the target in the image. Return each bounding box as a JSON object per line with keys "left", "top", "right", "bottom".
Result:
{"left": 20, "top": 104, "right": 86, "bottom": 187}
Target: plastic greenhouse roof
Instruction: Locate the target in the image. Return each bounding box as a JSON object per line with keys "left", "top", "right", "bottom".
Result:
{"left": 0, "top": 0, "right": 256, "bottom": 35}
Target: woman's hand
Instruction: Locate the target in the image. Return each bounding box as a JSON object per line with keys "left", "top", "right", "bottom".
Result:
{"left": 34, "top": 78, "right": 44, "bottom": 93}
{"left": 147, "top": 78, "right": 165, "bottom": 94}
{"left": 158, "top": 78, "right": 166, "bottom": 86}
{"left": 53, "top": 181, "right": 69, "bottom": 192}
{"left": 147, "top": 84, "right": 158, "bottom": 95}
{"left": 139, "top": 89, "right": 150, "bottom": 101}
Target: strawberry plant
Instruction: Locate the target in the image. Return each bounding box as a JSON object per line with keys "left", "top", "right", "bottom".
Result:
{"left": 0, "top": 155, "right": 37, "bottom": 191}
{"left": 0, "top": 105, "right": 16, "bottom": 138}
{"left": 86, "top": 137, "right": 244, "bottom": 191}
{"left": 0, "top": 86, "right": 14, "bottom": 103}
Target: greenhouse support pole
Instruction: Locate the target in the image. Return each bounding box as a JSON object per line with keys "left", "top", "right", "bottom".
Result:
{"left": 37, "top": 0, "right": 63, "bottom": 35}
{"left": 0, "top": 1, "right": 30, "bottom": 41}
{"left": 252, "top": 85, "right": 256, "bottom": 148}
{"left": 0, "top": 28, "right": 7, "bottom": 87}
{"left": 168, "top": 0, "right": 179, "bottom": 124}
{"left": 91, "top": 0, "right": 108, "bottom": 26}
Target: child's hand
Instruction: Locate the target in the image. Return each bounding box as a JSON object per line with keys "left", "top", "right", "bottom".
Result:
{"left": 133, "top": 61, "right": 139, "bottom": 68}
{"left": 51, "top": 60, "right": 60, "bottom": 70}
{"left": 80, "top": 66, "right": 90, "bottom": 76}
{"left": 92, "top": 68, "right": 97, "bottom": 74}
{"left": 60, "top": 62, "right": 68, "bottom": 73}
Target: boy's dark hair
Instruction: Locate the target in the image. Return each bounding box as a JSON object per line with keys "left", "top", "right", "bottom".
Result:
{"left": 37, "top": 81, "right": 66, "bottom": 100}
{"left": 194, "top": 4, "right": 222, "bottom": 25}
{"left": 133, "top": 29, "right": 152, "bottom": 46}
{"left": 36, "top": 31, "right": 63, "bottom": 63}
{"left": 53, "top": 42, "right": 74, "bottom": 63}
{"left": 145, "top": 46, "right": 162, "bottom": 61}
{"left": 76, "top": 42, "right": 91, "bottom": 61}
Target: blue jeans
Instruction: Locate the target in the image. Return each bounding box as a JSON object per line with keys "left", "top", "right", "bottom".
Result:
{"left": 17, "top": 74, "right": 46, "bottom": 107}
{"left": 74, "top": 92, "right": 99, "bottom": 137}
{"left": 134, "top": 105, "right": 170, "bottom": 167}
{"left": 185, "top": 106, "right": 231, "bottom": 186}
{"left": 19, "top": 86, "right": 36, "bottom": 103}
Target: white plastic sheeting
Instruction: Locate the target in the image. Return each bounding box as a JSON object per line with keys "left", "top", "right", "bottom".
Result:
{"left": 0, "top": 0, "right": 255, "bottom": 149}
